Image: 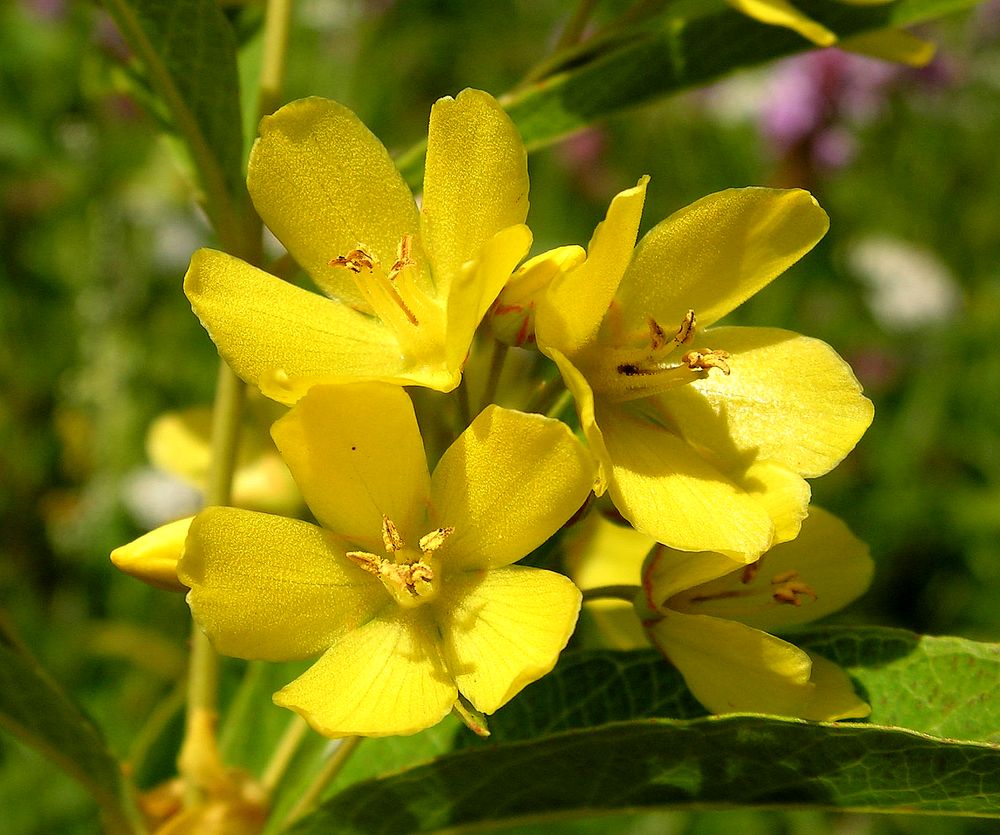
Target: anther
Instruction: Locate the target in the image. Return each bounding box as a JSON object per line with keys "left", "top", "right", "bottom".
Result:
{"left": 389, "top": 233, "right": 416, "bottom": 279}
{"left": 329, "top": 248, "right": 375, "bottom": 273}
{"left": 382, "top": 515, "right": 404, "bottom": 553}
{"left": 682, "top": 349, "right": 731, "bottom": 375}
{"left": 770, "top": 571, "right": 818, "bottom": 606}
{"left": 418, "top": 527, "right": 455, "bottom": 555}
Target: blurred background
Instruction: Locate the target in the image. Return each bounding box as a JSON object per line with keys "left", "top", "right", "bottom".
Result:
{"left": 1, "top": 0, "right": 999, "bottom": 832}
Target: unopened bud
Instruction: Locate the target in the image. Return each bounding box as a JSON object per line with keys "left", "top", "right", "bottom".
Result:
{"left": 111, "top": 517, "right": 193, "bottom": 592}
{"left": 489, "top": 245, "right": 585, "bottom": 347}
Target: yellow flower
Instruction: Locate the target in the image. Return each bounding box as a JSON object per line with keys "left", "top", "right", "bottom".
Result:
{"left": 570, "top": 510, "right": 873, "bottom": 720}
{"left": 185, "top": 89, "right": 531, "bottom": 405}
{"left": 177, "top": 384, "right": 594, "bottom": 737}
{"left": 727, "top": 0, "right": 935, "bottom": 66}
{"left": 111, "top": 516, "right": 192, "bottom": 592}
{"left": 535, "top": 180, "right": 874, "bottom": 561}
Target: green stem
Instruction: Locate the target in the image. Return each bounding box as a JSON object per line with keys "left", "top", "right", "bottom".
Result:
{"left": 525, "top": 373, "right": 565, "bottom": 415}
{"left": 581, "top": 584, "right": 643, "bottom": 603}
{"left": 545, "top": 388, "right": 573, "bottom": 420}
{"left": 480, "top": 340, "right": 510, "bottom": 412}
{"left": 282, "top": 737, "right": 363, "bottom": 827}
{"left": 261, "top": 716, "right": 310, "bottom": 794}
{"left": 257, "top": 0, "right": 294, "bottom": 119}
{"left": 554, "top": 0, "right": 598, "bottom": 51}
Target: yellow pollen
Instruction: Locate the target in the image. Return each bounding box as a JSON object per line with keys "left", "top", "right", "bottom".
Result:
{"left": 329, "top": 248, "right": 375, "bottom": 273}
{"left": 389, "top": 233, "right": 417, "bottom": 279}
{"left": 329, "top": 240, "right": 421, "bottom": 327}
{"left": 382, "top": 515, "right": 404, "bottom": 553}
{"left": 346, "top": 515, "right": 455, "bottom": 607}
{"left": 682, "top": 348, "right": 731, "bottom": 375}
{"left": 418, "top": 526, "right": 455, "bottom": 555}
{"left": 770, "top": 571, "right": 818, "bottom": 606}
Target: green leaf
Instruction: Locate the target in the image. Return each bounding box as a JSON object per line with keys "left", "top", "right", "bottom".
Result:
{"left": 0, "top": 623, "right": 138, "bottom": 835}
{"left": 287, "top": 628, "right": 1000, "bottom": 832}
{"left": 101, "top": 0, "right": 249, "bottom": 251}
{"left": 395, "top": 0, "right": 981, "bottom": 185}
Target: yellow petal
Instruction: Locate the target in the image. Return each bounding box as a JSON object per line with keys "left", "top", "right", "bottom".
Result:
{"left": 184, "top": 249, "right": 457, "bottom": 405}
{"left": 802, "top": 652, "right": 872, "bottom": 721}
{"left": 616, "top": 188, "right": 828, "bottom": 334}
{"left": 271, "top": 384, "right": 430, "bottom": 548}
{"left": 431, "top": 406, "right": 594, "bottom": 569}
{"left": 437, "top": 566, "right": 581, "bottom": 714}
{"left": 179, "top": 508, "right": 386, "bottom": 661}
{"left": 671, "top": 507, "right": 874, "bottom": 631}
{"left": 564, "top": 512, "right": 652, "bottom": 650}
{"left": 111, "top": 517, "right": 192, "bottom": 592}
{"left": 444, "top": 224, "right": 532, "bottom": 370}
{"left": 645, "top": 544, "right": 747, "bottom": 603}
{"left": 601, "top": 405, "right": 774, "bottom": 561}
{"left": 274, "top": 608, "right": 456, "bottom": 738}
{"left": 544, "top": 346, "right": 611, "bottom": 493}
{"left": 247, "top": 97, "right": 425, "bottom": 309}
{"left": 536, "top": 178, "right": 648, "bottom": 356}
{"left": 490, "top": 245, "right": 586, "bottom": 347}
{"left": 565, "top": 511, "right": 653, "bottom": 589}
{"left": 840, "top": 28, "right": 937, "bottom": 67}
{"left": 663, "top": 327, "right": 874, "bottom": 478}
{"left": 727, "top": 0, "right": 837, "bottom": 46}
{"left": 421, "top": 89, "right": 529, "bottom": 293}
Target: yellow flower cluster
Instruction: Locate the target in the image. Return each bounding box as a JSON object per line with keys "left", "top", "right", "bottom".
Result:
{"left": 114, "top": 88, "right": 877, "bottom": 736}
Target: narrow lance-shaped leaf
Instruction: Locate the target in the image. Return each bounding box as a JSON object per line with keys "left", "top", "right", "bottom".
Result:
{"left": 395, "top": 0, "right": 981, "bottom": 186}
{"left": 101, "top": 0, "right": 250, "bottom": 251}
{"left": 0, "top": 622, "right": 139, "bottom": 835}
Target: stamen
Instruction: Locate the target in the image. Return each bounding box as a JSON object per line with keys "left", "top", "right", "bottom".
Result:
{"left": 329, "top": 248, "right": 375, "bottom": 273}
{"left": 770, "top": 571, "right": 818, "bottom": 606}
{"left": 673, "top": 310, "right": 696, "bottom": 345}
{"left": 418, "top": 527, "right": 455, "bottom": 555}
{"left": 389, "top": 233, "right": 416, "bottom": 279}
{"left": 382, "top": 515, "right": 404, "bottom": 553}
{"left": 682, "top": 349, "right": 731, "bottom": 375}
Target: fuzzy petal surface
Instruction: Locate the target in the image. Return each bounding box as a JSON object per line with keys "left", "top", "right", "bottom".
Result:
{"left": 248, "top": 97, "right": 424, "bottom": 307}
{"left": 179, "top": 508, "right": 386, "bottom": 661}
{"left": 274, "top": 609, "right": 456, "bottom": 737}
{"left": 615, "top": 188, "right": 828, "bottom": 334}
{"left": 431, "top": 406, "right": 594, "bottom": 569}
{"left": 537, "top": 178, "right": 648, "bottom": 356}
{"left": 421, "top": 89, "right": 529, "bottom": 291}
{"left": 271, "top": 384, "right": 430, "bottom": 548}
{"left": 601, "top": 406, "right": 774, "bottom": 561}
{"left": 727, "top": 0, "right": 837, "bottom": 45}
{"left": 663, "top": 327, "right": 874, "bottom": 478}
{"left": 184, "top": 249, "right": 456, "bottom": 404}
{"left": 649, "top": 612, "right": 820, "bottom": 715}
{"left": 437, "top": 566, "right": 581, "bottom": 714}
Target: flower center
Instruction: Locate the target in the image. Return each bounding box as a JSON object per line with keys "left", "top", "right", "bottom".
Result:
{"left": 330, "top": 234, "right": 446, "bottom": 363}
{"left": 587, "top": 309, "right": 731, "bottom": 402}
{"left": 670, "top": 561, "right": 818, "bottom": 612}
{"left": 346, "top": 514, "right": 454, "bottom": 609}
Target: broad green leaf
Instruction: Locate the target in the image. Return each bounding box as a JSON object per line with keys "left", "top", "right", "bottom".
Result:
{"left": 288, "top": 628, "right": 1000, "bottom": 831}
{"left": 0, "top": 624, "right": 139, "bottom": 835}
{"left": 395, "top": 0, "right": 981, "bottom": 185}
{"left": 101, "top": 0, "right": 250, "bottom": 251}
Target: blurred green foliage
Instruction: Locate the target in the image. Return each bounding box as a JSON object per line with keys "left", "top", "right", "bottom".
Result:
{"left": 1, "top": 0, "right": 998, "bottom": 832}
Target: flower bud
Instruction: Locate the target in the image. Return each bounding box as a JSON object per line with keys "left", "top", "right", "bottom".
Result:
{"left": 489, "top": 245, "right": 584, "bottom": 347}
{"left": 111, "top": 517, "right": 193, "bottom": 592}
